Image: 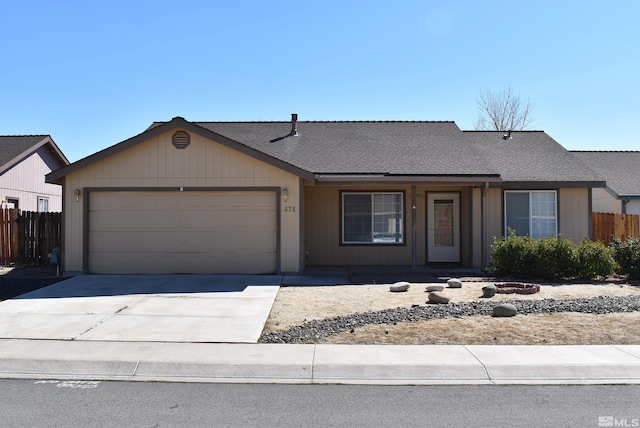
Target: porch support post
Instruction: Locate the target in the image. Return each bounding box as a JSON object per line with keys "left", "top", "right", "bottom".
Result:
{"left": 411, "top": 185, "right": 417, "bottom": 271}
{"left": 481, "top": 182, "right": 489, "bottom": 268}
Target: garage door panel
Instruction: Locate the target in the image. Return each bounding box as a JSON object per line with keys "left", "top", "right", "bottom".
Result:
{"left": 89, "top": 252, "right": 276, "bottom": 275}
{"left": 90, "top": 231, "right": 277, "bottom": 253}
{"left": 91, "top": 209, "right": 277, "bottom": 232}
{"left": 88, "top": 191, "right": 278, "bottom": 274}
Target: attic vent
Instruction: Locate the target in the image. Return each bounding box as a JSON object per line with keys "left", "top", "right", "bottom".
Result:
{"left": 172, "top": 131, "right": 190, "bottom": 149}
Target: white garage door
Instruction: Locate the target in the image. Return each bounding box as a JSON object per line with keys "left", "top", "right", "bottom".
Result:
{"left": 88, "top": 190, "right": 278, "bottom": 274}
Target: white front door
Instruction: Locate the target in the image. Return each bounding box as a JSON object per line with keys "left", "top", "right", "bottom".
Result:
{"left": 427, "top": 192, "right": 460, "bottom": 263}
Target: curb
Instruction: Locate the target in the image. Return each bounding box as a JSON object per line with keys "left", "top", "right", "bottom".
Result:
{"left": 1, "top": 341, "right": 640, "bottom": 385}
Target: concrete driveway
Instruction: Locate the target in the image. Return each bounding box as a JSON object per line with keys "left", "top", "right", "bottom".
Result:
{"left": 0, "top": 275, "right": 281, "bottom": 343}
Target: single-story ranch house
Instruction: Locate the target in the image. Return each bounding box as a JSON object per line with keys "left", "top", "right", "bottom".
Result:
{"left": 46, "top": 115, "right": 605, "bottom": 275}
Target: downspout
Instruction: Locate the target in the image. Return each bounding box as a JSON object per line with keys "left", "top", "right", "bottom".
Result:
{"left": 481, "top": 182, "right": 489, "bottom": 269}
{"left": 411, "top": 185, "right": 417, "bottom": 271}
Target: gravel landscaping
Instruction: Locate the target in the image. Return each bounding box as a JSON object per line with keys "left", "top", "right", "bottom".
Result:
{"left": 260, "top": 294, "right": 640, "bottom": 343}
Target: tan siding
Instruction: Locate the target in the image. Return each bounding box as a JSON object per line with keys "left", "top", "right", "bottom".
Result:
{"left": 305, "top": 185, "right": 473, "bottom": 267}
{"left": 485, "top": 188, "right": 503, "bottom": 261}
{"left": 559, "top": 188, "right": 591, "bottom": 242}
{"left": 591, "top": 188, "right": 621, "bottom": 214}
{"left": 483, "top": 188, "right": 592, "bottom": 263}
{"left": 305, "top": 185, "right": 411, "bottom": 265}
{"left": 63, "top": 129, "right": 300, "bottom": 273}
{"left": 472, "top": 187, "right": 482, "bottom": 267}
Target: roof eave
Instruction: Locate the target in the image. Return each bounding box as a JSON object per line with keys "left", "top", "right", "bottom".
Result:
{"left": 493, "top": 181, "right": 607, "bottom": 189}
{"left": 314, "top": 174, "right": 502, "bottom": 186}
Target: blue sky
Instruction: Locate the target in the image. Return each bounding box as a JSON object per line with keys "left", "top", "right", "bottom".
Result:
{"left": 2, "top": 1, "right": 638, "bottom": 162}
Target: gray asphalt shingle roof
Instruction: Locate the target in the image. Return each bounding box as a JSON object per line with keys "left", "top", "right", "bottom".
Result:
{"left": 464, "top": 131, "right": 605, "bottom": 183}
{"left": 191, "top": 121, "right": 500, "bottom": 176}
{"left": 571, "top": 151, "right": 640, "bottom": 196}
{"left": 0, "top": 135, "right": 50, "bottom": 168}
{"left": 47, "top": 117, "right": 604, "bottom": 187}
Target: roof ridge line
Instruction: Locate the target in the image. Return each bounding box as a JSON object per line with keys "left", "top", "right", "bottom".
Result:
{"left": 190, "top": 120, "right": 456, "bottom": 124}
{"left": 462, "top": 130, "right": 545, "bottom": 133}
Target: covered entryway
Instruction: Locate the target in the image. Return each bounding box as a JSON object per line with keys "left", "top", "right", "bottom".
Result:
{"left": 87, "top": 190, "right": 278, "bottom": 274}
{"left": 427, "top": 192, "right": 461, "bottom": 263}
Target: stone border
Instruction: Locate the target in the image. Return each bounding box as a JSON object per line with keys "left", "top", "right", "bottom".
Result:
{"left": 495, "top": 282, "right": 541, "bottom": 294}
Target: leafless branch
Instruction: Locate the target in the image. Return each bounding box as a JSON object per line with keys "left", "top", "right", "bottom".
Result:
{"left": 474, "top": 86, "right": 535, "bottom": 131}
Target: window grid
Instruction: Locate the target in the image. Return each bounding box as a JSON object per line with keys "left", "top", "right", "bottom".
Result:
{"left": 37, "top": 197, "right": 49, "bottom": 213}
{"left": 505, "top": 191, "right": 557, "bottom": 239}
{"left": 342, "top": 192, "right": 403, "bottom": 244}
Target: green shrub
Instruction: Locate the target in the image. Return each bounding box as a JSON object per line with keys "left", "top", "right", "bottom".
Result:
{"left": 576, "top": 238, "right": 615, "bottom": 279}
{"left": 489, "top": 232, "right": 615, "bottom": 280}
{"left": 488, "top": 231, "right": 530, "bottom": 278}
{"left": 538, "top": 235, "right": 578, "bottom": 279}
{"left": 609, "top": 237, "right": 640, "bottom": 280}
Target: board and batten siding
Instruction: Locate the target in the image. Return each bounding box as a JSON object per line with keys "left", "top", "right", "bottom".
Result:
{"left": 62, "top": 129, "right": 301, "bottom": 273}
{"left": 0, "top": 148, "right": 63, "bottom": 212}
{"left": 558, "top": 188, "right": 591, "bottom": 242}
{"left": 304, "top": 185, "right": 413, "bottom": 266}
{"left": 484, "top": 187, "right": 592, "bottom": 261}
{"left": 304, "top": 184, "right": 476, "bottom": 267}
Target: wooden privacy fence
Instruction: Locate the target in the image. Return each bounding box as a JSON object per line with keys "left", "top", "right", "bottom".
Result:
{"left": 0, "top": 209, "right": 62, "bottom": 266}
{"left": 592, "top": 212, "right": 640, "bottom": 246}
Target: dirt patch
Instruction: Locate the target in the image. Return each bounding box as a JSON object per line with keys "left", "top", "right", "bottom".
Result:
{"left": 262, "top": 280, "right": 640, "bottom": 345}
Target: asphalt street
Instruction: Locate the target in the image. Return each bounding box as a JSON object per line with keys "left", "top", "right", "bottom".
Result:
{"left": 3, "top": 380, "right": 639, "bottom": 427}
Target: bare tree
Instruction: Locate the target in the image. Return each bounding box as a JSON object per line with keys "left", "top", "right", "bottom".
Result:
{"left": 474, "top": 86, "right": 535, "bottom": 131}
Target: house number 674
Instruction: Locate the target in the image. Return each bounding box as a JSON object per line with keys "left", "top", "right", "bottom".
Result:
{"left": 284, "top": 206, "right": 296, "bottom": 212}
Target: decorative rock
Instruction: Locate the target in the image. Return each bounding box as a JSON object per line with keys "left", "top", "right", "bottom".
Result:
{"left": 493, "top": 303, "right": 517, "bottom": 317}
{"left": 389, "top": 281, "right": 410, "bottom": 292}
{"left": 447, "top": 278, "right": 463, "bottom": 288}
{"left": 482, "top": 284, "right": 497, "bottom": 298}
{"left": 426, "top": 284, "right": 445, "bottom": 292}
{"left": 428, "top": 291, "right": 451, "bottom": 304}
{"left": 261, "top": 295, "right": 640, "bottom": 343}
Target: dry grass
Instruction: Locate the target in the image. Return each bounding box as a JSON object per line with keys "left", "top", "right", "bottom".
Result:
{"left": 262, "top": 280, "right": 640, "bottom": 345}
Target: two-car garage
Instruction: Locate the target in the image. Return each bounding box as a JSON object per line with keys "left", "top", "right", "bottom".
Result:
{"left": 87, "top": 190, "right": 279, "bottom": 274}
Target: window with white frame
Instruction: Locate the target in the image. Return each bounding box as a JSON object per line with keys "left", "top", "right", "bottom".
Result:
{"left": 504, "top": 190, "right": 557, "bottom": 238}
{"left": 342, "top": 192, "right": 404, "bottom": 244}
{"left": 37, "top": 197, "right": 49, "bottom": 213}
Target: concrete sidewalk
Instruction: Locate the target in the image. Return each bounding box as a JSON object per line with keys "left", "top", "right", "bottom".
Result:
{"left": 0, "top": 341, "right": 639, "bottom": 384}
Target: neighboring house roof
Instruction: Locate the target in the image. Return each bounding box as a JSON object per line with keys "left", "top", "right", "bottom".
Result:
{"left": 45, "top": 116, "right": 605, "bottom": 188}
{"left": 571, "top": 151, "right": 640, "bottom": 198}
{"left": 465, "top": 131, "right": 606, "bottom": 188}
{"left": 0, "top": 135, "right": 69, "bottom": 175}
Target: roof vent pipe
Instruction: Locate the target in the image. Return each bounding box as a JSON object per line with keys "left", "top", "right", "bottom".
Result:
{"left": 291, "top": 113, "right": 299, "bottom": 136}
